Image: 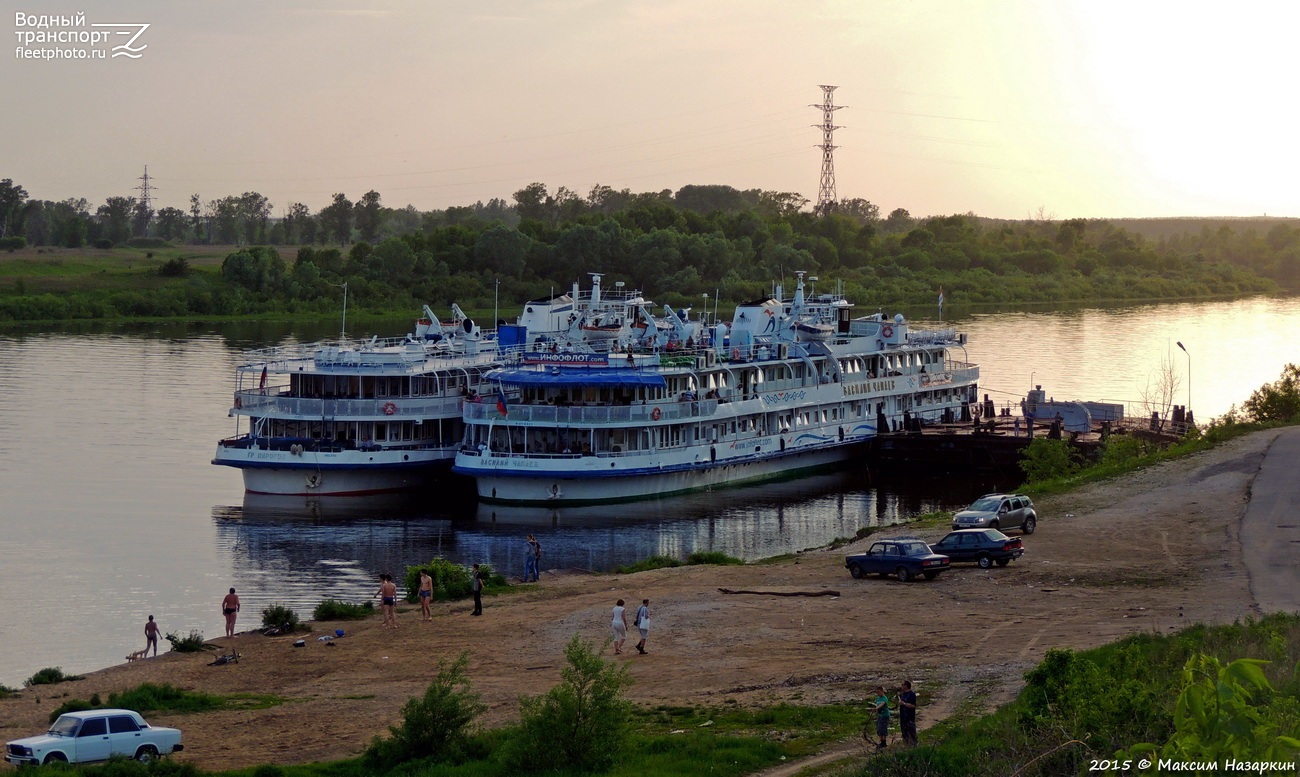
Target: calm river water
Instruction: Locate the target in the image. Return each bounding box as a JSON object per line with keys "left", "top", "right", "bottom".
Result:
{"left": 1, "top": 295, "right": 1296, "bottom": 686}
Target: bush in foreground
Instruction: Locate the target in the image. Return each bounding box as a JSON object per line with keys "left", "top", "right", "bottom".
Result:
{"left": 365, "top": 652, "right": 485, "bottom": 769}
{"left": 505, "top": 635, "right": 633, "bottom": 772}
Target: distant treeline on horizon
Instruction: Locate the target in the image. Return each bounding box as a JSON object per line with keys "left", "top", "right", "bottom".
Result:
{"left": 0, "top": 178, "right": 1296, "bottom": 323}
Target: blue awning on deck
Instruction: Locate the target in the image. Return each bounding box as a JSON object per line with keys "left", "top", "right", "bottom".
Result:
{"left": 488, "top": 367, "right": 667, "bottom": 388}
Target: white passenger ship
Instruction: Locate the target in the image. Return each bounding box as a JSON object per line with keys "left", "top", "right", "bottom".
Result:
{"left": 454, "top": 273, "right": 980, "bottom": 504}
{"left": 213, "top": 308, "right": 504, "bottom": 496}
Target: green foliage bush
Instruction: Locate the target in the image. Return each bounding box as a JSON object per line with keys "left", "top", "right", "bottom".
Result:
{"left": 402, "top": 559, "right": 505, "bottom": 603}
{"left": 505, "top": 635, "right": 634, "bottom": 773}
{"left": 260, "top": 603, "right": 301, "bottom": 631}
{"left": 312, "top": 599, "right": 374, "bottom": 621}
{"left": 364, "top": 652, "right": 485, "bottom": 769}
{"left": 164, "top": 630, "right": 208, "bottom": 653}
{"left": 860, "top": 613, "right": 1300, "bottom": 776}
{"left": 1121, "top": 654, "right": 1300, "bottom": 768}
{"left": 0, "top": 235, "right": 25, "bottom": 251}
{"left": 1244, "top": 363, "right": 1300, "bottom": 425}
{"left": 1020, "top": 438, "right": 1081, "bottom": 483}
{"left": 25, "top": 667, "right": 80, "bottom": 687}
{"left": 615, "top": 555, "right": 684, "bottom": 574}
{"left": 0, "top": 683, "right": 17, "bottom": 698}
{"left": 48, "top": 683, "right": 255, "bottom": 723}
{"left": 686, "top": 551, "right": 745, "bottom": 566}
{"left": 617, "top": 551, "right": 743, "bottom": 573}
{"left": 156, "top": 256, "right": 190, "bottom": 277}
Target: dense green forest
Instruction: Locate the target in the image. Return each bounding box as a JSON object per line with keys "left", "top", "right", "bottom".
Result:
{"left": 1, "top": 177, "right": 1296, "bottom": 323}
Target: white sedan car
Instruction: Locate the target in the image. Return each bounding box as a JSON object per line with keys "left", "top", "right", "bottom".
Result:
{"left": 5, "top": 708, "right": 183, "bottom": 766}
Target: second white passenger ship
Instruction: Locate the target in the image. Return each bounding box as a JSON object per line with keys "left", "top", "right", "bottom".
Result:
{"left": 453, "top": 273, "right": 980, "bottom": 504}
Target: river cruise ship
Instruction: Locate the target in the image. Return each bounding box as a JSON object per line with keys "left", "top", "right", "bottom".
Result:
{"left": 213, "top": 308, "right": 502, "bottom": 496}
{"left": 454, "top": 274, "right": 980, "bottom": 504}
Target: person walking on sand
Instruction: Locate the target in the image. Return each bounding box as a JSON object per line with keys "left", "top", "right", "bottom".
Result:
{"left": 221, "top": 588, "right": 240, "bottom": 638}
{"left": 376, "top": 573, "right": 398, "bottom": 629}
{"left": 634, "top": 599, "right": 650, "bottom": 654}
{"left": 144, "top": 615, "right": 160, "bottom": 657}
{"left": 470, "top": 564, "right": 483, "bottom": 616}
{"left": 898, "top": 679, "right": 918, "bottom": 747}
{"left": 418, "top": 570, "right": 434, "bottom": 621}
{"left": 871, "top": 685, "right": 891, "bottom": 749}
{"left": 524, "top": 534, "right": 540, "bottom": 582}
{"left": 612, "top": 599, "right": 628, "bottom": 654}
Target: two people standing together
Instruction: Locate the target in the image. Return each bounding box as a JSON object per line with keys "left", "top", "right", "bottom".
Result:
{"left": 611, "top": 598, "right": 651, "bottom": 655}
{"left": 523, "top": 534, "right": 543, "bottom": 582}
{"left": 870, "top": 680, "right": 918, "bottom": 749}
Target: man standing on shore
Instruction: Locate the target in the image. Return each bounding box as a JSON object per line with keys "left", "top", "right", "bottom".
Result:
{"left": 221, "top": 588, "right": 240, "bottom": 638}
{"left": 418, "top": 570, "right": 434, "bottom": 621}
{"left": 898, "top": 680, "right": 918, "bottom": 747}
{"left": 524, "top": 534, "right": 540, "bottom": 582}
{"left": 376, "top": 574, "right": 398, "bottom": 629}
{"left": 471, "top": 564, "right": 483, "bottom": 616}
{"left": 144, "top": 615, "right": 160, "bottom": 657}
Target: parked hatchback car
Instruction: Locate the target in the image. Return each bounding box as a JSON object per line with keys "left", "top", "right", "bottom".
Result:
{"left": 5, "top": 709, "right": 183, "bottom": 766}
{"left": 930, "top": 529, "right": 1025, "bottom": 568}
{"left": 845, "top": 538, "right": 951, "bottom": 582}
{"left": 952, "top": 493, "right": 1037, "bottom": 533}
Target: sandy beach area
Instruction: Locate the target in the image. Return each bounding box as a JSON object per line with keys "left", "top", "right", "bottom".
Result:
{"left": 0, "top": 429, "right": 1276, "bottom": 772}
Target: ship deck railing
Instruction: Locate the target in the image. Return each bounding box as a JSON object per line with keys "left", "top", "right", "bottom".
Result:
{"left": 233, "top": 391, "right": 465, "bottom": 418}
{"left": 465, "top": 398, "right": 723, "bottom": 424}
{"left": 218, "top": 435, "right": 448, "bottom": 453}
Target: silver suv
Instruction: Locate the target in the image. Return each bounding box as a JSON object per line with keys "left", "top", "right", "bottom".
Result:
{"left": 952, "top": 494, "right": 1037, "bottom": 534}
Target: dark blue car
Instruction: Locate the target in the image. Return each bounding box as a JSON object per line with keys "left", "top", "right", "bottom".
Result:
{"left": 845, "top": 538, "right": 951, "bottom": 582}
{"left": 929, "top": 529, "right": 1025, "bottom": 569}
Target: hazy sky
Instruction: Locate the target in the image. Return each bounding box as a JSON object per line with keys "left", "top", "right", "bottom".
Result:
{"left": 5, "top": 0, "right": 1297, "bottom": 219}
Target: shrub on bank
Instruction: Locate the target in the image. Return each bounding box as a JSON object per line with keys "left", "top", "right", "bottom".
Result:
{"left": 164, "top": 630, "right": 209, "bottom": 653}
{"left": 504, "top": 635, "right": 634, "bottom": 773}
{"left": 25, "top": 667, "right": 81, "bottom": 687}
{"left": 312, "top": 599, "right": 374, "bottom": 621}
{"left": 260, "top": 603, "right": 302, "bottom": 631}
{"left": 616, "top": 551, "right": 744, "bottom": 574}
{"left": 364, "top": 652, "right": 485, "bottom": 769}
{"left": 857, "top": 613, "right": 1300, "bottom": 776}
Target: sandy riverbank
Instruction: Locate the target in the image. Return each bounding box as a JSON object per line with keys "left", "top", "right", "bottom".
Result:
{"left": 0, "top": 429, "right": 1277, "bottom": 772}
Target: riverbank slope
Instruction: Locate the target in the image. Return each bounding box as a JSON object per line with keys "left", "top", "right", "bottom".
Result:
{"left": 0, "top": 429, "right": 1280, "bottom": 771}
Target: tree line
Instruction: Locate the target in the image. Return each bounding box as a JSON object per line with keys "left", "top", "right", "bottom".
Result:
{"left": 0, "top": 176, "right": 1295, "bottom": 323}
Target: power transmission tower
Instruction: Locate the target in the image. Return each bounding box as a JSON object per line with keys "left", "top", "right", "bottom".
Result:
{"left": 134, "top": 165, "right": 156, "bottom": 212}
{"left": 810, "top": 85, "right": 844, "bottom": 216}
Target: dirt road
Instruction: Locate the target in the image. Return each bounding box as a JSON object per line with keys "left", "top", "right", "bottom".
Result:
{"left": 0, "top": 429, "right": 1278, "bottom": 771}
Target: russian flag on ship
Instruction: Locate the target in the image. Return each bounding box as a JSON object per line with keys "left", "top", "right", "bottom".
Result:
{"left": 496, "top": 385, "right": 509, "bottom": 417}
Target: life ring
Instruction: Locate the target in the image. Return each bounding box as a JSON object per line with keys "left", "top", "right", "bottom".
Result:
{"left": 650, "top": 407, "right": 662, "bottom": 421}
{"left": 731, "top": 347, "right": 740, "bottom": 360}
{"left": 233, "top": 396, "right": 242, "bottom": 409}
{"left": 881, "top": 324, "right": 894, "bottom": 338}
{"left": 382, "top": 402, "right": 397, "bottom": 416}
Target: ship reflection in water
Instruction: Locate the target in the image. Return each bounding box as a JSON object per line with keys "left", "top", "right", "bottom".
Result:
{"left": 211, "top": 469, "right": 990, "bottom": 614}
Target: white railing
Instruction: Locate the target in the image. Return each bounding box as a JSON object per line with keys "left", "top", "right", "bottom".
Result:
{"left": 233, "top": 391, "right": 463, "bottom": 419}
{"left": 463, "top": 398, "right": 721, "bottom": 425}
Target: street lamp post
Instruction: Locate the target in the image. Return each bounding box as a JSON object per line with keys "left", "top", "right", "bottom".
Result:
{"left": 1176, "top": 341, "right": 1191, "bottom": 417}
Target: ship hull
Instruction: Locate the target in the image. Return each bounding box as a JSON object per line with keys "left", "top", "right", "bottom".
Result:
{"left": 213, "top": 447, "right": 452, "bottom": 496}
{"left": 463, "top": 441, "right": 864, "bottom": 505}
